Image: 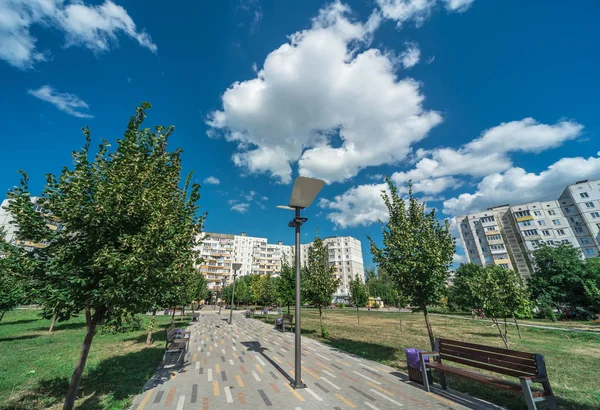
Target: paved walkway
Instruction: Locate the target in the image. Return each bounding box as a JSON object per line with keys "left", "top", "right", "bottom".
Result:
{"left": 131, "top": 312, "right": 492, "bottom": 410}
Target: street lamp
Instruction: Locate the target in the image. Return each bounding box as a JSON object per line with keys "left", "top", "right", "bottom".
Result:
{"left": 229, "top": 262, "right": 242, "bottom": 324}
{"left": 218, "top": 279, "right": 224, "bottom": 314}
{"left": 277, "top": 176, "right": 325, "bottom": 389}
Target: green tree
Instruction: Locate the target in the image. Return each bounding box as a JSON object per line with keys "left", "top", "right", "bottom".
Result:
{"left": 0, "top": 104, "right": 204, "bottom": 409}
{"left": 449, "top": 263, "right": 484, "bottom": 311}
{"left": 471, "top": 266, "right": 529, "bottom": 348}
{"left": 369, "top": 179, "right": 455, "bottom": 349}
{"left": 260, "top": 274, "right": 278, "bottom": 309}
{"left": 530, "top": 243, "right": 591, "bottom": 317}
{"left": 0, "top": 269, "right": 24, "bottom": 323}
{"left": 234, "top": 275, "right": 250, "bottom": 308}
{"left": 364, "top": 267, "right": 377, "bottom": 283}
{"left": 304, "top": 235, "right": 339, "bottom": 336}
{"left": 349, "top": 276, "right": 369, "bottom": 324}
{"left": 276, "top": 262, "right": 296, "bottom": 314}
{"left": 248, "top": 274, "right": 262, "bottom": 312}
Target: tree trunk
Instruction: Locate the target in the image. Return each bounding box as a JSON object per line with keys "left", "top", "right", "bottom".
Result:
{"left": 63, "top": 307, "right": 102, "bottom": 410}
{"left": 423, "top": 306, "right": 435, "bottom": 350}
{"left": 181, "top": 306, "right": 185, "bottom": 316}
{"left": 356, "top": 307, "right": 360, "bottom": 325}
{"left": 399, "top": 312, "right": 402, "bottom": 334}
{"left": 171, "top": 307, "right": 176, "bottom": 322}
{"left": 319, "top": 306, "right": 323, "bottom": 333}
{"left": 287, "top": 303, "right": 290, "bottom": 315}
{"left": 491, "top": 317, "right": 509, "bottom": 349}
{"left": 512, "top": 315, "right": 522, "bottom": 339}
{"left": 504, "top": 317, "right": 509, "bottom": 347}
{"left": 0, "top": 311, "right": 5, "bottom": 324}
{"left": 146, "top": 309, "right": 156, "bottom": 345}
{"left": 49, "top": 311, "right": 58, "bottom": 333}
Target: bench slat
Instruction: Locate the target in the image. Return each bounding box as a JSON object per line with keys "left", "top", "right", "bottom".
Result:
{"left": 427, "top": 363, "right": 546, "bottom": 398}
{"left": 439, "top": 338, "right": 536, "bottom": 360}
{"left": 439, "top": 353, "right": 535, "bottom": 378}
{"left": 441, "top": 346, "right": 538, "bottom": 372}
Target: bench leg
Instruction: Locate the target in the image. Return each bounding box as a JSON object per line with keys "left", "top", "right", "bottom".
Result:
{"left": 420, "top": 357, "right": 430, "bottom": 393}
{"left": 519, "top": 378, "right": 537, "bottom": 410}
{"left": 541, "top": 379, "right": 558, "bottom": 410}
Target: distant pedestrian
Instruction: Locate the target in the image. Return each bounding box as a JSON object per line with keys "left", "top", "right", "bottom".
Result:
{"left": 471, "top": 309, "right": 476, "bottom": 320}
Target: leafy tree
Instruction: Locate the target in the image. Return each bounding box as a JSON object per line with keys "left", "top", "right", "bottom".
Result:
{"left": 449, "top": 263, "right": 485, "bottom": 311}
{"left": 234, "top": 275, "right": 250, "bottom": 308}
{"left": 583, "top": 258, "right": 600, "bottom": 313}
{"left": 369, "top": 179, "right": 455, "bottom": 349}
{"left": 471, "top": 266, "right": 529, "bottom": 348}
{"left": 366, "top": 277, "right": 396, "bottom": 307}
{"left": 222, "top": 283, "right": 233, "bottom": 307}
{"left": 276, "top": 262, "right": 296, "bottom": 314}
{"left": 304, "top": 235, "right": 339, "bottom": 336}
{"left": 260, "top": 274, "right": 278, "bottom": 309}
{"left": 0, "top": 104, "right": 204, "bottom": 409}
{"left": 248, "top": 274, "right": 262, "bottom": 312}
{"left": 364, "top": 267, "right": 377, "bottom": 283}
{"left": 349, "top": 276, "right": 369, "bottom": 324}
{"left": 530, "top": 243, "right": 595, "bottom": 318}
{"left": 0, "top": 268, "right": 24, "bottom": 323}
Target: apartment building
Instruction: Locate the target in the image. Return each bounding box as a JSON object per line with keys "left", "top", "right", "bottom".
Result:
{"left": 198, "top": 231, "right": 365, "bottom": 298}
{"left": 457, "top": 179, "right": 600, "bottom": 278}
{"left": 0, "top": 197, "right": 60, "bottom": 251}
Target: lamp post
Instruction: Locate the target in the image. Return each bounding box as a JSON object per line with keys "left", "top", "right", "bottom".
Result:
{"left": 218, "top": 280, "right": 224, "bottom": 314}
{"left": 277, "top": 176, "right": 325, "bottom": 389}
{"left": 229, "top": 262, "right": 242, "bottom": 324}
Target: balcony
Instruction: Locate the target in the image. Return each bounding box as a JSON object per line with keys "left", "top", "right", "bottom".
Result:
{"left": 493, "top": 259, "right": 511, "bottom": 265}
{"left": 484, "top": 230, "right": 501, "bottom": 236}
{"left": 516, "top": 215, "right": 534, "bottom": 222}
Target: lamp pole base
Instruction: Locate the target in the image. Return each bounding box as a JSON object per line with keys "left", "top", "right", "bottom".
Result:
{"left": 291, "top": 381, "right": 307, "bottom": 390}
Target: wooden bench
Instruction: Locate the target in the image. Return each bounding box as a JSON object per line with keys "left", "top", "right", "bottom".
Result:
{"left": 275, "top": 314, "right": 294, "bottom": 332}
{"left": 420, "top": 338, "right": 557, "bottom": 410}
{"left": 164, "top": 324, "right": 190, "bottom": 356}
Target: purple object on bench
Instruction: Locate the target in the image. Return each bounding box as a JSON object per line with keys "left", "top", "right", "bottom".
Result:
{"left": 405, "top": 348, "right": 429, "bottom": 369}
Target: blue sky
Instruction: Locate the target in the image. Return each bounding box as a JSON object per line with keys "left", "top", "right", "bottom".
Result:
{"left": 1, "top": 0, "right": 599, "bottom": 267}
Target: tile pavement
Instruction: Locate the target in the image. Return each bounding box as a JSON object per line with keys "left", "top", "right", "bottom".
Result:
{"left": 131, "top": 311, "right": 490, "bottom": 410}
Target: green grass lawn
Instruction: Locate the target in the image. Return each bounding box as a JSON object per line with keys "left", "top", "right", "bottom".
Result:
{"left": 0, "top": 309, "right": 185, "bottom": 410}
{"left": 256, "top": 308, "right": 600, "bottom": 410}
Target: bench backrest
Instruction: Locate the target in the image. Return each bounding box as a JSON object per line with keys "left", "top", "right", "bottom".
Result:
{"left": 166, "top": 324, "right": 177, "bottom": 340}
{"left": 437, "top": 338, "right": 545, "bottom": 378}
{"left": 282, "top": 314, "right": 294, "bottom": 322}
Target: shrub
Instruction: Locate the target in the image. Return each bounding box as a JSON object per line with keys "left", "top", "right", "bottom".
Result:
{"left": 321, "top": 326, "right": 329, "bottom": 339}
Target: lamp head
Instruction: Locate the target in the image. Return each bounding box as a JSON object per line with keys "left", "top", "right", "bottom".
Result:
{"left": 232, "top": 262, "right": 242, "bottom": 271}
{"left": 289, "top": 176, "right": 325, "bottom": 208}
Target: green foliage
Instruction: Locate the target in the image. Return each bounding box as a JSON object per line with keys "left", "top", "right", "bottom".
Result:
{"left": 304, "top": 236, "right": 339, "bottom": 311}
{"left": 259, "top": 274, "right": 278, "bottom": 307}
{"left": 369, "top": 178, "right": 455, "bottom": 347}
{"left": 187, "top": 274, "right": 210, "bottom": 306}
{"left": 364, "top": 267, "right": 377, "bottom": 283}
{"left": 98, "top": 311, "right": 143, "bottom": 334}
{"left": 449, "top": 263, "right": 485, "bottom": 310}
{"left": 0, "top": 267, "right": 25, "bottom": 321}
{"left": 276, "top": 262, "right": 295, "bottom": 309}
{"left": 349, "top": 276, "right": 369, "bottom": 308}
{"left": 0, "top": 103, "right": 204, "bottom": 407}
{"left": 366, "top": 277, "right": 397, "bottom": 307}
{"left": 530, "top": 243, "right": 600, "bottom": 318}
{"left": 320, "top": 325, "right": 329, "bottom": 339}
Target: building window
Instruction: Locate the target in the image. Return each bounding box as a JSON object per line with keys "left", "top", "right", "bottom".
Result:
{"left": 514, "top": 211, "right": 531, "bottom": 218}
{"left": 520, "top": 221, "right": 533, "bottom": 227}
{"left": 575, "top": 226, "right": 584, "bottom": 233}
{"left": 500, "top": 264, "right": 509, "bottom": 269}
{"left": 564, "top": 207, "right": 573, "bottom": 213}
{"left": 541, "top": 230, "right": 551, "bottom": 236}
{"left": 523, "top": 229, "right": 539, "bottom": 237}
{"left": 585, "top": 248, "right": 596, "bottom": 255}
{"left": 548, "top": 210, "right": 556, "bottom": 215}
{"left": 556, "top": 229, "right": 566, "bottom": 235}
{"left": 537, "top": 220, "right": 546, "bottom": 226}
{"left": 533, "top": 211, "right": 542, "bottom": 216}
{"left": 469, "top": 249, "right": 475, "bottom": 254}
{"left": 580, "top": 192, "right": 590, "bottom": 198}
{"left": 581, "top": 238, "right": 590, "bottom": 244}
{"left": 562, "top": 239, "right": 570, "bottom": 244}
{"left": 490, "top": 244, "right": 505, "bottom": 250}
{"left": 597, "top": 223, "right": 600, "bottom": 229}
{"left": 552, "top": 219, "right": 560, "bottom": 225}
{"left": 591, "top": 212, "right": 600, "bottom": 218}
{"left": 481, "top": 216, "right": 495, "bottom": 223}
{"left": 585, "top": 202, "right": 595, "bottom": 208}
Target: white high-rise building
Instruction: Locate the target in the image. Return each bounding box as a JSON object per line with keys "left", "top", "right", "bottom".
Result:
{"left": 457, "top": 179, "right": 600, "bottom": 278}
{"left": 197, "top": 231, "right": 365, "bottom": 298}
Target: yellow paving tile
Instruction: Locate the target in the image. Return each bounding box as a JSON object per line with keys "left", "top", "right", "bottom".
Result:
{"left": 335, "top": 359, "right": 351, "bottom": 367}
{"left": 367, "top": 381, "right": 394, "bottom": 396}
{"left": 193, "top": 353, "right": 198, "bottom": 362}
{"left": 336, "top": 393, "right": 356, "bottom": 408}
{"left": 273, "top": 356, "right": 282, "bottom": 364}
{"left": 236, "top": 375, "right": 245, "bottom": 387}
{"left": 136, "top": 389, "right": 153, "bottom": 410}
{"left": 213, "top": 381, "right": 220, "bottom": 396}
{"left": 255, "top": 364, "right": 264, "bottom": 373}
{"left": 284, "top": 382, "right": 305, "bottom": 402}
{"left": 216, "top": 364, "right": 221, "bottom": 373}
{"left": 316, "top": 362, "right": 334, "bottom": 372}
{"left": 209, "top": 346, "right": 213, "bottom": 351}
{"left": 302, "top": 366, "right": 320, "bottom": 379}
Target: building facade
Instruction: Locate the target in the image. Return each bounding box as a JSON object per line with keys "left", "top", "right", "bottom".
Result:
{"left": 457, "top": 179, "right": 600, "bottom": 278}
{"left": 197, "top": 231, "right": 365, "bottom": 298}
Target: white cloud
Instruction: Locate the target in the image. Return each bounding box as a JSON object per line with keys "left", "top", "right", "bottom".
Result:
{"left": 443, "top": 153, "right": 600, "bottom": 216}
{"left": 28, "top": 85, "right": 93, "bottom": 118}
{"left": 203, "top": 176, "right": 220, "bottom": 185}
{"left": 400, "top": 42, "right": 420, "bottom": 68}
{"left": 320, "top": 118, "right": 582, "bottom": 228}
{"left": 452, "top": 253, "right": 466, "bottom": 264}
{"left": 231, "top": 203, "right": 250, "bottom": 213}
{"left": 0, "top": 0, "right": 156, "bottom": 69}
{"left": 443, "top": 0, "right": 475, "bottom": 13}
{"left": 208, "top": 1, "right": 441, "bottom": 184}
{"left": 375, "top": 0, "right": 436, "bottom": 27}
{"left": 261, "top": 196, "right": 268, "bottom": 201}
{"left": 393, "top": 118, "right": 583, "bottom": 183}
